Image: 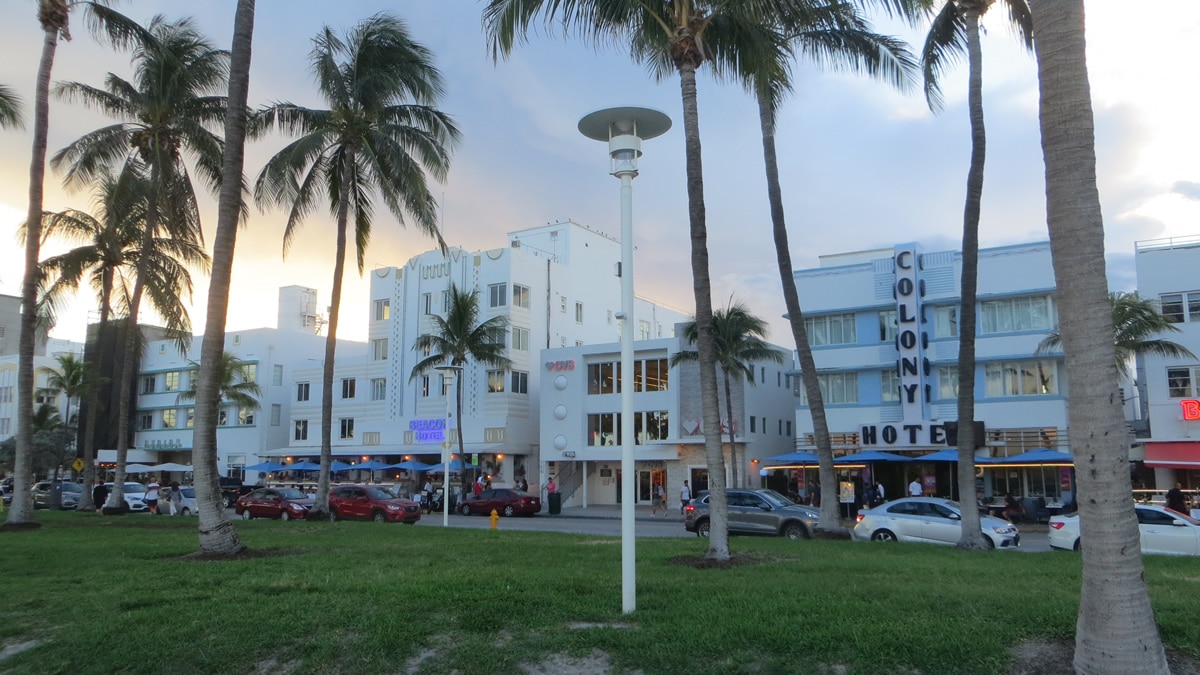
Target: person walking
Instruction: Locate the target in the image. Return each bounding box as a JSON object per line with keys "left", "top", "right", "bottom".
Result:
{"left": 145, "top": 482, "right": 161, "bottom": 515}
{"left": 679, "top": 480, "right": 692, "bottom": 516}
{"left": 908, "top": 477, "right": 922, "bottom": 497}
{"left": 873, "top": 480, "right": 886, "bottom": 507}
{"left": 167, "top": 482, "right": 183, "bottom": 516}
{"left": 1166, "top": 482, "right": 1188, "bottom": 514}
{"left": 651, "top": 482, "right": 663, "bottom": 516}
{"left": 92, "top": 479, "right": 108, "bottom": 513}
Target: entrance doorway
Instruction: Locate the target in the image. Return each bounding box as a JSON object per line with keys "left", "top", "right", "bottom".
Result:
{"left": 638, "top": 468, "right": 665, "bottom": 505}
{"left": 690, "top": 467, "right": 709, "bottom": 497}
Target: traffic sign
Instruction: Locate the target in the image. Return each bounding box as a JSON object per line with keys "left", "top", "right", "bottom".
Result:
{"left": 72, "top": 458, "right": 85, "bottom": 472}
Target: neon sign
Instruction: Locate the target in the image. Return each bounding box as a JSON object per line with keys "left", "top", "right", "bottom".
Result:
{"left": 1181, "top": 399, "right": 1200, "bottom": 421}
{"left": 410, "top": 418, "right": 446, "bottom": 443}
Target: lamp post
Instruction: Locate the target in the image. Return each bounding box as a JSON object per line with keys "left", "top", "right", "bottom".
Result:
{"left": 579, "top": 106, "right": 671, "bottom": 614}
{"left": 435, "top": 364, "right": 462, "bottom": 528}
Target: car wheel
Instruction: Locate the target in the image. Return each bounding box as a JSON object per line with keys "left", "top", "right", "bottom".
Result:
{"left": 984, "top": 536, "right": 995, "bottom": 550}
{"left": 329, "top": 508, "right": 339, "bottom": 522}
{"left": 240, "top": 509, "right": 253, "bottom": 520}
{"left": 459, "top": 503, "right": 471, "bottom": 516}
{"left": 782, "top": 522, "right": 808, "bottom": 540}
{"left": 373, "top": 510, "right": 387, "bottom": 523}
{"left": 870, "top": 529, "right": 897, "bottom": 542}
{"left": 503, "top": 505, "right": 515, "bottom": 517}
{"left": 697, "top": 520, "right": 711, "bottom": 538}
{"left": 1073, "top": 538, "right": 1081, "bottom": 552}
{"left": 280, "top": 511, "right": 290, "bottom": 522}
{"left": 223, "top": 494, "right": 234, "bottom": 508}
{"left": 181, "top": 507, "right": 192, "bottom": 517}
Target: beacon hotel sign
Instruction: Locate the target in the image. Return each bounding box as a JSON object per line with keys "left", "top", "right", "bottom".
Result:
{"left": 859, "top": 244, "right": 960, "bottom": 448}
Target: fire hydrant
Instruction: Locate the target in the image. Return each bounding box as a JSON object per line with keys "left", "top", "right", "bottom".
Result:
{"left": 490, "top": 509, "right": 500, "bottom": 530}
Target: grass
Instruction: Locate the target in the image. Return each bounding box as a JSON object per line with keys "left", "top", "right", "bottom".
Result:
{"left": 1, "top": 512, "right": 1198, "bottom": 674}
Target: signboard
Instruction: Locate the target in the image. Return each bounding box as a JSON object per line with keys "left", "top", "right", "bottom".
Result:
{"left": 838, "top": 481, "right": 855, "bottom": 504}
{"left": 72, "top": 458, "right": 85, "bottom": 472}
{"left": 410, "top": 418, "right": 446, "bottom": 443}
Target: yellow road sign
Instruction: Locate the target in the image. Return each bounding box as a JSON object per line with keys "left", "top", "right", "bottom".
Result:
{"left": 72, "top": 458, "right": 85, "bottom": 472}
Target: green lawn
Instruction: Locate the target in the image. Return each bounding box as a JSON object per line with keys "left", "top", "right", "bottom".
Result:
{"left": 1, "top": 511, "right": 1198, "bottom": 674}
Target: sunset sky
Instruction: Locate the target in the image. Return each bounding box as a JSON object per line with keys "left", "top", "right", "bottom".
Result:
{"left": 0, "top": 1, "right": 1196, "bottom": 347}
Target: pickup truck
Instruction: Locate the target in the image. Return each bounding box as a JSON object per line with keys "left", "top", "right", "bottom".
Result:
{"left": 219, "top": 477, "right": 255, "bottom": 508}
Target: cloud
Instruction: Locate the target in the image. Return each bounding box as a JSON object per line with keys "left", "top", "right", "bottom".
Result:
{"left": 1173, "top": 181, "right": 1200, "bottom": 201}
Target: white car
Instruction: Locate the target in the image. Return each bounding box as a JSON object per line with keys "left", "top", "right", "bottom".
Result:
{"left": 104, "top": 482, "right": 149, "bottom": 512}
{"left": 1049, "top": 505, "right": 1200, "bottom": 556}
{"left": 163, "top": 487, "right": 199, "bottom": 516}
{"left": 853, "top": 497, "right": 1020, "bottom": 549}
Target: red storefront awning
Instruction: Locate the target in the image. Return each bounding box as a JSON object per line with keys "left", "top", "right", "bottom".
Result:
{"left": 1144, "top": 442, "right": 1200, "bottom": 468}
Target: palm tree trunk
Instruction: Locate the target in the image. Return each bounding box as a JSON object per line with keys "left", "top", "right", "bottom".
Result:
{"left": 1029, "top": 1, "right": 1168, "bottom": 671}
{"left": 455, "top": 366, "right": 466, "bottom": 502}
{"left": 314, "top": 155, "right": 354, "bottom": 518}
{"left": 676, "top": 61, "right": 729, "bottom": 560}
{"left": 723, "top": 372, "right": 737, "bottom": 488}
{"left": 195, "top": 0, "right": 254, "bottom": 554}
{"left": 77, "top": 283, "right": 112, "bottom": 512}
{"left": 8, "top": 9, "right": 62, "bottom": 527}
{"left": 955, "top": 8, "right": 987, "bottom": 550}
{"left": 755, "top": 88, "right": 843, "bottom": 533}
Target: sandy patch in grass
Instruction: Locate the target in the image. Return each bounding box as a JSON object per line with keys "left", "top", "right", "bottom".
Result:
{"left": 249, "top": 657, "right": 302, "bottom": 675}
{"left": 519, "top": 649, "right": 639, "bottom": 675}
{"left": 1007, "top": 640, "right": 1200, "bottom": 674}
{"left": 0, "top": 639, "right": 41, "bottom": 662}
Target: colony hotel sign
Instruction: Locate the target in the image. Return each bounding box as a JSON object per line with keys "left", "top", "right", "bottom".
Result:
{"left": 860, "top": 243, "right": 947, "bottom": 448}
{"left": 410, "top": 418, "right": 446, "bottom": 443}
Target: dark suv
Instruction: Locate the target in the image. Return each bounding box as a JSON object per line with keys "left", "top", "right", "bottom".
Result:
{"left": 684, "top": 488, "right": 819, "bottom": 540}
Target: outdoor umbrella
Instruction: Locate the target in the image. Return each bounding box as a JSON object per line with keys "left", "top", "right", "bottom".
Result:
{"left": 287, "top": 461, "right": 321, "bottom": 471}
{"left": 834, "top": 450, "right": 913, "bottom": 464}
{"left": 150, "top": 463, "right": 193, "bottom": 472}
{"left": 919, "top": 449, "right": 1001, "bottom": 464}
{"left": 389, "top": 460, "right": 431, "bottom": 471}
{"left": 762, "top": 451, "right": 819, "bottom": 466}
{"left": 125, "top": 464, "right": 156, "bottom": 473}
{"left": 330, "top": 460, "right": 353, "bottom": 473}
{"left": 426, "top": 459, "right": 466, "bottom": 473}
{"left": 352, "top": 460, "right": 391, "bottom": 471}
{"left": 245, "top": 461, "right": 287, "bottom": 472}
{"left": 999, "top": 448, "right": 1074, "bottom": 464}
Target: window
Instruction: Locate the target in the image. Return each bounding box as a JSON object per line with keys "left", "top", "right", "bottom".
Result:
{"left": 513, "top": 284, "right": 530, "bottom": 308}
{"left": 800, "top": 372, "right": 859, "bottom": 405}
{"left": 164, "top": 371, "right": 180, "bottom": 391}
{"left": 1160, "top": 292, "right": 1200, "bottom": 324}
{"left": 272, "top": 364, "right": 283, "bottom": 386}
{"left": 804, "top": 313, "right": 857, "bottom": 346}
{"left": 423, "top": 292, "right": 432, "bottom": 314}
{"left": 217, "top": 409, "right": 228, "bottom": 426}
{"left": 371, "top": 378, "right": 386, "bottom": 401}
{"left": 294, "top": 419, "right": 308, "bottom": 441}
{"left": 238, "top": 406, "right": 255, "bottom": 425}
{"left": 270, "top": 404, "right": 281, "bottom": 426}
{"left": 487, "top": 370, "right": 505, "bottom": 393}
{"left": 985, "top": 359, "right": 1058, "bottom": 397}
{"left": 511, "top": 370, "right": 528, "bottom": 395}
{"left": 139, "top": 413, "right": 153, "bottom": 430}
{"left": 938, "top": 367, "right": 958, "bottom": 400}
{"left": 161, "top": 409, "right": 176, "bottom": 428}
{"left": 0, "top": 386, "right": 11, "bottom": 404}
{"left": 750, "top": 416, "right": 757, "bottom": 433}
{"left": 339, "top": 418, "right": 355, "bottom": 439}
{"left": 185, "top": 408, "right": 194, "bottom": 428}
{"left": 372, "top": 338, "right": 389, "bottom": 360}
{"left": 442, "top": 290, "right": 451, "bottom": 313}
{"left": 1168, "top": 367, "right": 1200, "bottom": 397}
{"left": 297, "top": 382, "right": 310, "bottom": 402}
{"left": 0, "top": 418, "right": 8, "bottom": 436}
{"left": 421, "top": 376, "right": 430, "bottom": 398}
{"left": 935, "top": 306, "right": 958, "bottom": 338}
{"left": 373, "top": 299, "right": 390, "bottom": 321}
{"left": 588, "top": 362, "right": 617, "bottom": 395}
{"left": 980, "top": 295, "right": 1055, "bottom": 334}
{"left": 512, "top": 327, "right": 529, "bottom": 351}
{"left": 638, "top": 320, "right": 651, "bottom": 340}
{"left": 242, "top": 364, "right": 257, "bottom": 383}
{"left": 878, "top": 310, "right": 897, "bottom": 342}
{"left": 362, "top": 431, "right": 381, "bottom": 445}
{"left": 587, "top": 413, "right": 619, "bottom": 446}
{"left": 640, "top": 359, "right": 668, "bottom": 392}
{"left": 575, "top": 302, "right": 584, "bottom": 323}
{"left": 560, "top": 296, "right": 567, "bottom": 313}
{"left": 489, "top": 283, "right": 507, "bottom": 308}
{"left": 142, "top": 376, "right": 156, "bottom": 395}
{"left": 341, "top": 378, "right": 356, "bottom": 399}
{"left": 881, "top": 369, "right": 900, "bottom": 403}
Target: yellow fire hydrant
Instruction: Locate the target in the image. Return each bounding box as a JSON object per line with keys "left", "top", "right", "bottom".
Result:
{"left": 490, "top": 509, "right": 500, "bottom": 530}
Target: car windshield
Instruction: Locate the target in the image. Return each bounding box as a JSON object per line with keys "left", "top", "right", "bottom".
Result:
{"left": 1165, "top": 509, "right": 1200, "bottom": 525}
{"left": 61, "top": 483, "right": 82, "bottom": 493}
{"left": 758, "top": 489, "right": 797, "bottom": 507}
{"left": 367, "top": 487, "right": 396, "bottom": 500}
{"left": 124, "top": 483, "right": 146, "bottom": 494}
{"left": 181, "top": 487, "right": 195, "bottom": 498}
{"left": 277, "top": 488, "right": 307, "bottom": 500}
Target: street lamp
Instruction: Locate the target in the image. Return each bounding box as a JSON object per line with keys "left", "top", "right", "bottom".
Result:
{"left": 579, "top": 106, "right": 671, "bottom": 614}
{"left": 435, "top": 364, "right": 462, "bottom": 528}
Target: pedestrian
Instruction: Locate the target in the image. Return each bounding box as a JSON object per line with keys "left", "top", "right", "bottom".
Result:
{"left": 651, "top": 482, "right": 662, "bottom": 516}
{"left": 145, "top": 482, "right": 160, "bottom": 515}
{"left": 863, "top": 482, "right": 878, "bottom": 510}
{"left": 168, "top": 482, "right": 183, "bottom": 516}
{"left": 546, "top": 476, "right": 557, "bottom": 494}
{"left": 92, "top": 479, "right": 108, "bottom": 512}
{"left": 679, "top": 480, "right": 692, "bottom": 516}
{"left": 873, "top": 480, "right": 886, "bottom": 507}
{"left": 908, "top": 477, "right": 922, "bottom": 497}
{"left": 474, "top": 475, "right": 484, "bottom": 497}
{"left": 1166, "top": 482, "right": 1188, "bottom": 514}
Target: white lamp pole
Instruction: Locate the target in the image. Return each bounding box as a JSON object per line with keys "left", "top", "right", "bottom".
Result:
{"left": 435, "top": 364, "right": 462, "bottom": 528}
{"left": 579, "top": 106, "right": 671, "bottom": 614}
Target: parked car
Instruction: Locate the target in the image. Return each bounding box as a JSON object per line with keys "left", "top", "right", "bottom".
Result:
{"left": 684, "top": 488, "right": 818, "bottom": 539}
{"left": 219, "top": 476, "right": 255, "bottom": 508}
{"left": 1, "top": 477, "right": 12, "bottom": 506}
{"left": 1049, "top": 505, "right": 1200, "bottom": 556}
{"left": 458, "top": 488, "right": 542, "bottom": 517}
{"left": 329, "top": 485, "right": 422, "bottom": 523}
{"left": 235, "top": 487, "right": 314, "bottom": 521}
{"left": 32, "top": 481, "right": 82, "bottom": 510}
{"left": 174, "top": 486, "right": 199, "bottom": 516}
{"left": 101, "top": 482, "right": 150, "bottom": 512}
{"left": 853, "top": 497, "right": 1020, "bottom": 549}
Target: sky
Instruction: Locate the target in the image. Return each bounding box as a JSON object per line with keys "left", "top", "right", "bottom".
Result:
{"left": 0, "top": 1, "right": 1197, "bottom": 348}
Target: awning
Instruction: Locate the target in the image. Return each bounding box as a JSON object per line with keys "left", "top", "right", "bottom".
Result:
{"left": 1144, "top": 442, "right": 1200, "bottom": 468}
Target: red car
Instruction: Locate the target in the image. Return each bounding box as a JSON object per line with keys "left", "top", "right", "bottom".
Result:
{"left": 329, "top": 485, "right": 422, "bottom": 523}
{"left": 235, "top": 487, "right": 314, "bottom": 521}
{"left": 458, "top": 488, "right": 542, "bottom": 517}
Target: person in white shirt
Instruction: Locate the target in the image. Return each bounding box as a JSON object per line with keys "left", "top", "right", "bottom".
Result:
{"left": 908, "top": 478, "right": 922, "bottom": 497}
{"left": 680, "top": 480, "right": 692, "bottom": 515}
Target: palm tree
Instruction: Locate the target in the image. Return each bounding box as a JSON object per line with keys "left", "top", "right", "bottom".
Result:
{"left": 921, "top": 0, "right": 1033, "bottom": 550}
{"left": 0, "top": 84, "right": 23, "bottom": 128}
{"left": 51, "top": 13, "right": 227, "bottom": 511}
{"left": 178, "top": 351, "right": 264, "bottom": 421}
{"left": 1037, "top": 291, "right": 1197, "bottom": 376}
{"left": 193, "top": 0, "right": 256, "bottom": 556}
{"left": 255, "top": 13, "right": 459, "bottom": 518}
{"left": 8, "top": 0, "right": 140, "bottom": 526}
{"left": 671, "top": 302, "right": 784, "bottom": 489}
{"left": 37, "top": 353, "right": 93, "bottom": 484}
{"left": 1029, "top": 1, "right": 1168, "bottom": 670}
{"left": 33, "top": 160, "right": 206, "bottom": 510}
{"left": 410, "top": 283, "right": 511, "bottom": 497}
{"left": 747, "top": 3, "right": 917, "bottom": 534}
